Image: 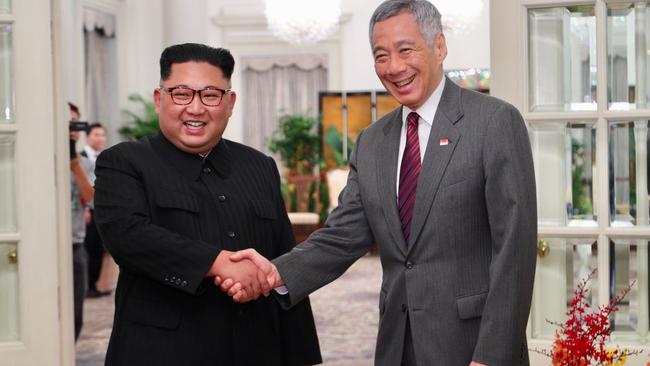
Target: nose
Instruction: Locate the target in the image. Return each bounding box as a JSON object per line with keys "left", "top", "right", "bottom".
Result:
{"left": 386, "top": 54, "right": 407, "bottom": 76}
{"left": 185, "top": 92, "right": 206, "bottom": 115}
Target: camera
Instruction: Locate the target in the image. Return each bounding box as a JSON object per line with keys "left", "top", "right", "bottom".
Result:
{"left": 69, "top": 121, "right": 89, "bottom": 132}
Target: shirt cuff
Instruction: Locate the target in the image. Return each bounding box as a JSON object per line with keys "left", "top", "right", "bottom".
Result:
{"left": 274, "top": 285, "right": 288, "bottom": 295}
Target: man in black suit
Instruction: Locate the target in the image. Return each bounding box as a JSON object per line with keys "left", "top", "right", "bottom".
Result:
{"left": 93, "top": 43, "right": 321, "bottom": 366}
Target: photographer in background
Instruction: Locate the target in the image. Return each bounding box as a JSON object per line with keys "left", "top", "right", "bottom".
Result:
{"left": 81, "top": 123, "right": 111, "bottom": 298}
{"left": 68, "top": 102, "right": 94, "bottom": 341}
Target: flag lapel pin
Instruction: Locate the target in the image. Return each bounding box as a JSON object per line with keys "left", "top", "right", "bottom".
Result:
{"left": 439, "top": 138, "right": 449, "bottom": 146}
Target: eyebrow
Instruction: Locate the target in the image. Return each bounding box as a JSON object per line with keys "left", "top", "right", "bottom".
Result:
{"left": 373, "top": 39, "right": 416, "bottom": 54}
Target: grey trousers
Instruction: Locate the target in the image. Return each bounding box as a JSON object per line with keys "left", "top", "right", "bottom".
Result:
{"left": 402, "top": 315, "right": 417, "bottom": 366}
{"left": 73, "top": 244, "right": 88, "bottom": 341}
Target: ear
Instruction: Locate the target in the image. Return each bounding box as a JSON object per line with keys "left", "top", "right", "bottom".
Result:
{"left": 435, "top": 32, "right": 448, "bottom": 63}
{"left": 153, "top": 88, "right": 162, "bottom": 114}
{"left": 226, "top": 91, "right": 237, "bottom": 117}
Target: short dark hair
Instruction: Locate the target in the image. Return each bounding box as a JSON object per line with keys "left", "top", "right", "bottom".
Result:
{"left": 68, "top": 102, "right": 80, "bottom": 116}
{"left": 159, "top": 43, "right": 235, "bottom": 81}
{"left": 88, "top": 122, "right": 104, "bottom": 134}
{"left": 369, "top": 0, "right": 442, "bottom": 47}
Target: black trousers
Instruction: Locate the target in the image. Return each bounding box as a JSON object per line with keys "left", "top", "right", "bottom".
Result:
{"left": 73, "top": 244, "right": 88, "bottom": 341}
{"left": 84, "top": 209, "right": 104, "bottom": 291}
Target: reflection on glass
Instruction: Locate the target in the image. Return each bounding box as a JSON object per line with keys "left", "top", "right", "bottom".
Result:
{"left": 0, "top": 23, "right": 13, "bottom": 124}
{"left": 0, "top": 243, "right": 19, "bottom": 341}
{"left": 607, "top": 2, "right": 650, "bottom": 111}
{"left": 529, "top": 6, "right": 597, "bottom": 112}
{"left": 608, "top": 239, "right": 649, "bottom": 342}
{"left": 0, "top": 135, "right": 15, "bottom": 232}
{"left": 529, "top": 122, "right": 596, "bottom": 226}
{"left": 532, "top": 239, "right": 597, "bottom": 339}
{"left": 609, "top": 121, "right": 650, "bottom": 226}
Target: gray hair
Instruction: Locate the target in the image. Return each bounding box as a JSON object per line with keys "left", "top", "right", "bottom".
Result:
{"left": 369, "top": 0, "right": 443, "bottom": 47}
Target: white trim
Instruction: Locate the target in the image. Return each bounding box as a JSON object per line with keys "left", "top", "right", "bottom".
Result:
{"left": 0, "top": 233, "right": 20, "bottom": 242}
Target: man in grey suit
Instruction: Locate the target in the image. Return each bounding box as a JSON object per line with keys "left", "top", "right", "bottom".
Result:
{"left": 219, "top": 1, "right": 537, "bottom": 365}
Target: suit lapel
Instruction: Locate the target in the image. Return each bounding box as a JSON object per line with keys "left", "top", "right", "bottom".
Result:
{"left": 407, "top": 79, "right": 463, "bottom": 252}
{"left": 376, "top": 108, "right": 407, "bottom": 255}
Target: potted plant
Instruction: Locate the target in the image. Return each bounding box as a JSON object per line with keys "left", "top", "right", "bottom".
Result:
{"left": 268, "top": 114, "right": 321, "bottom": 213}
{"left": 119, "top": 94, "right": 160, "bottom": 140}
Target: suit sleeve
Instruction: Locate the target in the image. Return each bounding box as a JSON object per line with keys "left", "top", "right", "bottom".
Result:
{"left": 94, "top": 145, "right": 220, "bottom": 295}
{"left": 273, "top": 130, "right": 375, "bottom": 308}
{"left": 472, "top": 103, "right": 537, "bottom": 365}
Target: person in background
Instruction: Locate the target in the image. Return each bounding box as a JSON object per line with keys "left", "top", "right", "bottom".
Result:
{"left": 81, "top": 123, "right": 111, "bottom": 298}
{"left": 68, "top": 102, "right": 95, "bottom": 341}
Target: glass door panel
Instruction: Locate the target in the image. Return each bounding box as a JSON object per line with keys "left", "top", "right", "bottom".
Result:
{"left": 529, "top": 122, "right": 596, "bottom": 226}
{"left": 0, "top": 23, "right": 13, "bottom": 124}
{"left": 0, "top": 243, "right": 18, "bottom": 341}
{"left": 529, "top": 6, "right": 597, "bottom": 112}
{"left": 0, "top": 134, "right": 15, "bottom": 232}
{"left": 607, "top": 2, "right": 650, "bottom": 111}
{"left": 532, "top": 238, "right": 598, "bottom": 339}
{"left": 0, "top": 0, "right": 9, "bottom": 14}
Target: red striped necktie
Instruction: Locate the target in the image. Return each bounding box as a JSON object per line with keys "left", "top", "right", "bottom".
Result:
{"left": 399, "top": 112, "right": 421, "bottom": 243}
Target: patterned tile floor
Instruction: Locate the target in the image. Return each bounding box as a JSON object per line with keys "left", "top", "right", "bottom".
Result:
{"left": 76, "top": 254, "right": 382, "bottom": 366}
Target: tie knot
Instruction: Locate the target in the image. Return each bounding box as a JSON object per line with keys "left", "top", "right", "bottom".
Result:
{"left": 407, "top": 112, "right": 419, "bottom": 128}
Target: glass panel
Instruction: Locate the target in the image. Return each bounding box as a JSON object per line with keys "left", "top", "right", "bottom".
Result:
{"left": 529, "top": 6, "right": 597, "bottom": 112}
{"left": 0, "top": 243, "right": 19, "bottom": 341}
{"left": 529, "top": 122, "right": 596, "bottom": 227}
{"left": 0, "top": 0, "right": 9, "bottom": 14}
{"left": 0, "top": 135, "right": 15, "bottom": 232}
{"left": 608, "top": 239, "right": 649, "bottom": 342}
{"left": 609, "top": 120, "right": 650, "bottom": 226}
{"left": 607, "top": 2, "right": 650, "bottom": 111}
{"left": 0, "top": 23, "right": 13, "bottom": 124}
{"left": 532, "top": 238, "right": 597, "bottom": 339}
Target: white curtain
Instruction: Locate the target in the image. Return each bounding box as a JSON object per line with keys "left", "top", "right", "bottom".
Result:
{"left": 242, "top": 55, "right": 328, "bottom": 154}
{"left": 84, "top": 9, "right": 119, "bottom": 146}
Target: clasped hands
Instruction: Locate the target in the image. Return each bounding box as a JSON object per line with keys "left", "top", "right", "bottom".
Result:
{"left": 209, "top": 249, "right": 283, "bottom": 303}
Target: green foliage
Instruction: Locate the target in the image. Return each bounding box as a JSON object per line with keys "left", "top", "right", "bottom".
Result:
{"left": 324, "top": 125, "right": 354, "bottom": 167}
{"left": 571, "top": 138, "right": 593, "bottom": 217}
{"left": 268, "top": 114, "right": 321, "bottom": 175}
{"left": 119, "top": 94, "right": 160, "bottom": 141}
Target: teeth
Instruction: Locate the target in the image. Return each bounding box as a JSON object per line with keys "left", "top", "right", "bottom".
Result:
{"left": 395, "top": 75, "right": 415, "bottom": 88}
{"left": 184, "top": 121, "right": 206, "bottom": 128}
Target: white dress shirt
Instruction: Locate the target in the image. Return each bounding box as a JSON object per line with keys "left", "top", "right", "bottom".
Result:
{"left": 83, "top": 145, "right": 101, "bottom": 164}
{"left": 396, "top": 77, "right": 445, "bottom": 196}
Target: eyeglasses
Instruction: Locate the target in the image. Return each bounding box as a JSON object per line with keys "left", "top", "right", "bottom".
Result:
{"left": 159, "top": 85, "right": 231, "bottom": 107}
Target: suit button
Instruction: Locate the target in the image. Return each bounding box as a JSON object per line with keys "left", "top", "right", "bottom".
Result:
{"left": 217, "top": 194, "right": 227, "bottom": 202}
{"left": 227, "top": 231, "right": 236, "bottom": 238}
{"left": 401, "top": 304, "right": 407, "bottom": 313}
{"left": 405, "top": 261, "right": 414, "bottom": 269}
{"left": 203, "top": 167, "right": 212, "bottom": 173}
{"left": 175, "top": 278, "right": 181, "bottom": 285}
{"left": 164, "top": 275, "right": 170, "bottom": 282}
{"left": 181, "top": 280, "right": 188, "bottom": 287}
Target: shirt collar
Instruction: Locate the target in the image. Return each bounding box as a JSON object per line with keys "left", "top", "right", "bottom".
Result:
{"left": 401, "top": 76, "right": 445, "bottom": 126}
{"left": 150, "top": 132, "right": 231, "bottom": 181}
{"left": 84, "top": 145, "right": 100, "bottom": 157}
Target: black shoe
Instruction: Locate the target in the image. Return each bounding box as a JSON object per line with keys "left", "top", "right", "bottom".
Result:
{"left": 86, "top": 288, "right": 112, "bottom": 298}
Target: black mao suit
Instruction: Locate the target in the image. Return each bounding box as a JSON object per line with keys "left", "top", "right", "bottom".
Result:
{"left": 94, "top": 133, "right": 321, "bottom": 366}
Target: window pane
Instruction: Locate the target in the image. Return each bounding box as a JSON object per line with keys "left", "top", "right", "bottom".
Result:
{"left": 0, "top": 0, "right": 9, "bottom": 14}
{"left": 609, "top": 239, "right": 649, "bottom": 343}
{"left": 529, "top": 122, "right": 596, "bottom": 227}
{"left": 0, "top": 24, "right": 13, "bottom": 124}
{"left": 529, "top": 6, "right": 597, "bottom": 112}
{"left": 532, "top": 238, "right": 597, "bottom": 339}
{"left": 607, "top": 2, "right": 650, "bottom": 111}
{"left": 0, "top": 135, "right": 16, "bottom": 232}
{"left": 0, "top": 243, "right": 18, "bottom": 341}
{"left": 609, "top": 120, "right": 650, "bottom": 226}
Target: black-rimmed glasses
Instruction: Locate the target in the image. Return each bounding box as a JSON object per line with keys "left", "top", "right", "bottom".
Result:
{"left": 159, "top": 85, "right": 231, "bottom": 107}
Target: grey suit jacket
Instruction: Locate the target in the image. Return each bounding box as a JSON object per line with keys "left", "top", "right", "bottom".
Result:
{"left": 275, "top": 79, "right": 537, "bottom": 366}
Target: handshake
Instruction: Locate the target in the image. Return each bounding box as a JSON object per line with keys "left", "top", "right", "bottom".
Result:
{"left": 209, "top": 249, "right": 284, "bottom": 303}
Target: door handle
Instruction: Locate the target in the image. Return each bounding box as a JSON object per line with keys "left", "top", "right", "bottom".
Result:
{"left": 8, "top": 248, "right": 17, "bottom": 264}
{"left": 537, "top": 239, "right": 550, "bottom": 258}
